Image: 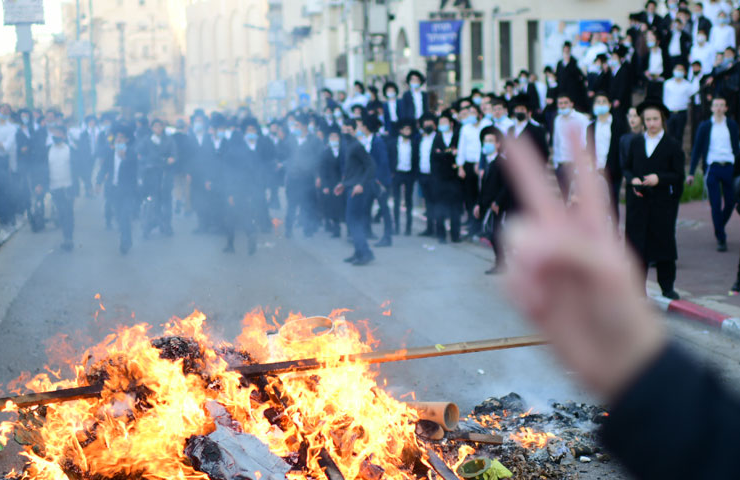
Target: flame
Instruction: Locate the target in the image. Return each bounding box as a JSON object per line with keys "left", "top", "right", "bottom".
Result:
{"left": 510, "top": 427, "right": 558, "bottom": 450}
{"left": 0, "top": 309, "right": 428, "bottom": 479}
{"left": 451, "top": 445, "right": 476, "bottom": 472}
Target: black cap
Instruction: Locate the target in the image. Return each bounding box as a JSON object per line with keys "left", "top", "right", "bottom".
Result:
{"left": 383, "top": 81, "right": 399, "bottom": 96}
{"left": 419, "top": 112, "right": 438, "bottom": 125}
{"left": 241, "top": 116, "right": 260, "bottom": 131}
{"left": 112, "top": 122, "right": 135, "bottom": 140}
{"left": 406, "top": 70, "right": 426, "bottom": 85}
{"left": 636, "top": 99, "right": 670, "bottom": 118}
{"left": 479, "top": 125, "right": 503, "bottom": 143}
{"left": 511, "top": 94, "right": 531, "bottom": 110}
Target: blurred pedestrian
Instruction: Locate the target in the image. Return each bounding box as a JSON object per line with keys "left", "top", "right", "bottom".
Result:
{"left": 47, "top": 124, "right": 75, "bottom": 251}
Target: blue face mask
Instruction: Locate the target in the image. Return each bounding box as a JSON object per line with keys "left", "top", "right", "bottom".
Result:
{"left": 438, "top": 124, "right": 450, "bottom": 133}
{"left": 673, "top": 70, "right": 685, "bottom": 79}
{"left": 355, "top": 130, "right": 365, "bottom": 139}
{"left": 245, "top": 132, "right": 258, "bottom": 142}
{"left": 482, "top": 142, "right": 497, "bottom": 156}
{"left": 329, "top": 140, "right": 340, "bottom": 149}
{"left": 463, "top": 116, "right": 477, "bottom": 125}
{"left": 0, "top": 113, "right": 8, "bottom": 121}
{"left": 593, "top": 105, "right": 610, "bottom": 116}
{"left": 558, "top": 108, "right": 572, "bottom": 116}
{"left": 472, "top": 97, "right": 482, "bottom": 105}
{"left": 193, "top": 122, "right": 205, "bottom": 133}
{"left": 115, "top": 142, "right": 127, "bottom": 152}
{"left": 484, "top": 113, "right": 493, "bottom": 120}
{"left": 217, "top": 130, "right": 226, "bottom": 139}
{"left": 52, "top": 135, "right": 65, "bottom": 144}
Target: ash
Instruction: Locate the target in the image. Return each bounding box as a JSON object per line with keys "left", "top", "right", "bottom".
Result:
{"left": 431, "top": 393, "right": 611, "bottom": 479}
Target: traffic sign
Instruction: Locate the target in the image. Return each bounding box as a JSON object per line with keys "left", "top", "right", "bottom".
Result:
{"left": 68, "top": 40, "right": 92, "bottom": 58}
{"left": 2, "top": 0, "right": 44, "bottom": 25}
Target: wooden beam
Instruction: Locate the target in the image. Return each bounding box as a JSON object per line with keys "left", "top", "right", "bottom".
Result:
{"left": 231, "top": 334, "right": 548, "bottom": 377}
{"left": 425, "top": 448, "right": 461, "bottom": 480}
{"left": 447, "top": 432, "right": 504, "bottom": 445}
{"left": 0, "top": 384, "right": 103, "bottom": 409}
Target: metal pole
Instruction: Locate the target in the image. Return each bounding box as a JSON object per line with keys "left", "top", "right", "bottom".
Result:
{"left": 362, "top": 0, "right": 369, "bottom": 84}
{"left": 89, "top": 0, "right": 97, "bottom": 115}
{"left": 22, "top": 51, "right": 34, "bottom": 109}
{"left": 75, "top": 0, "right": 85, "bottom": 122}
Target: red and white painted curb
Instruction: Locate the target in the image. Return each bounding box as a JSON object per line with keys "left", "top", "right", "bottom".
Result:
{"left": 651, "top": 295, "right": 740, "bottom": 339}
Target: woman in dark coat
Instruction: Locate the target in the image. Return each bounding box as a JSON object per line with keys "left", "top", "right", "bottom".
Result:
{"left": 624, "top": 100, "right": 684, "bottom": 299}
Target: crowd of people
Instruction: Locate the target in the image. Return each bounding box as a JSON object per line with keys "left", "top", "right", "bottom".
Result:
{"left": 1, "top": 0, "right": 740, "bottom": 292}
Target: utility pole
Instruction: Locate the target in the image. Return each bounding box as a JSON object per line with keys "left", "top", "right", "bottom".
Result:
{"left": 74, "top": 0, "right": 85, "bottom": 122}
{"left": 89, "top": 0, "right": 96, "bottom": 115}
{"left": 362, "top": 0, "right": 370, "bottom": 84}
{"left": 15, "top": 25, "right": 34, "bottom": 109}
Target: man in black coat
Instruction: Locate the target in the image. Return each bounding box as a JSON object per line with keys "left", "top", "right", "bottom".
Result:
{"left": 662, "top": 17, "right": 692, "bottom": 72}
{"left": 319, "top": 127, "right": 345, "bottom": 238}
{"left": 97, "top": 123, "right": 138, "bottom": 254}
{"left": 401, "top": 70, "right": 429, "bottom": 123}
{"left": 474, "top": 126, "right": 511, "bottom": 275}
{"left": 136, "top": 118, "right": 177, "bottom": 237}
{"left": 609, "top": 46, "right": 634, "bottom": 116}
{"left": 388, "top": 119, "right": 419, "bottom": 235}
{"left": 75, "top": 115, "right": 98, "bottom": 198}
{"left": 430, "top": 112, "right": 462, "bottom": 243}
{"left": 624, "top": 100, "right": 685, "bottom": 299}
{"left": 15, "top": 109, "right": 36, "bottom": 228}
{"left": 508, "top": 95, "right": 550, "bottom": 163}
{"left": 382, "top": 81, "right": 404, "bottom": 137}
{"left": 587, "top": 92, "right": 631, "bottom": 222}
{"left": 556, "top": 41, "right": 588, "bottom": 111}
{"left": 189, "top": 112, "right": 219, "bottom": 233}
{"left": 285, "top": 113, "right": 323, "bottom": 238}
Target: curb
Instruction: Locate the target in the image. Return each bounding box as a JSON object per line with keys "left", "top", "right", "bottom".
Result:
{"left": 0, "top": 221, "right": 23, "bottom": 248}
{"left": 650, "top": 294, "right": 740, "bottom": 340}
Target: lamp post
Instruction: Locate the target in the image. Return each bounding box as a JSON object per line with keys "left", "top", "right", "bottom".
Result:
{"left": 74, "top": 0, "right": 85, "bottom": 121}
{"left": 89, "top": 0, "right": 97, "bottom": 115}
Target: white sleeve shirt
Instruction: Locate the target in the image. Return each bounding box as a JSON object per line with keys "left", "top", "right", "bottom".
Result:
{"left": 419, "top": 133, "right": 435, "bottom": 174}
{"left": 710, "top": 25, "right": 736, "bottom": 54}
{"left": 396, "top": 138, "right": 413, "bottom": 172}
{"left": 707, "top": 118, "right": 735, "bottom": 165}
{"left": 553, "top": 112, "right": 588, "bottom": 166}
{"left": 647, "top": 49, "right": 664, "bottom": 76}
{"left": 48, "top": 144, "right": 73, "bottom": 190}
{"left": 663, "top": 78, "right": 699, "bottom": 112}
{"left": 456, "top": 123, "right": 483, "bottom": 166}
{"left": 690, "top": 43, "right": 717, "bottom": 75}
{"left": 594, "top": 116, "right": 613, "bottom": 170}
{"left": 412, "top": 91, "right": 424, "bottom": 119}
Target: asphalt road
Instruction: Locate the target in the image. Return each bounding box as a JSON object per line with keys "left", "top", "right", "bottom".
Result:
{"left": 1, "top": 194, "right": 739, "bottom": 478}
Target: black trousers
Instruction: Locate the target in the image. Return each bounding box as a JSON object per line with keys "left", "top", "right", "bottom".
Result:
{"left": 418, "top": 174, "right": 435, "bottom": 233}
{"left": 434, "top": 179, "right": 462, "bottom": 241}
{"left": 555, "top": 163, "right": 574, "bottom": 201}
{"left": 285, "top": 178, "right": 317, "bottom": 236}
{"left": 461, "top": 163, "right": 479, "bottom": 219}
{"left": 367, "top": 182, "right": 393, "bottom": 240}
{"left": 641, "top": 260, "right": 677, "bottom": 295}
{"left": 51, "top": 187, "right": 74, "bottom": 243}
{"left": 224, "top": 195, "right": 257, "bottom": 248}
{"left": 487, "top": 211, "right": 506, "bottom": 266}
{"left": 667, "top": 110, "right": 687, "bottom": 145}
{"left": 392, "top": 171, "right": 415, "bottom": 232}
{"left": 112, "top": 187, "right": 135, "bottom": 251}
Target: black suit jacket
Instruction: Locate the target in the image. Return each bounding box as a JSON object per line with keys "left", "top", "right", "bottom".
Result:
{"left": 509, "top": 122, "right": 549, "bottom": 163}
{"left": 387, "top": 135, "right": 420, "bottom": 175}
{"left": 610, "top": 62, "right": 634, "bottom": 110}
{"left": 382, "top": 100, "right": 404, "bottom": 135}
{"left": 556, "top": 58, "right": 587, "bottom": 108}
{"left": 477, "top": 155, "right": 512, "bottom": 212}
{"left": 430, "top": 130, "right": 460, "bottom": 182}
{"left": 400, "top": 90, "right": 429, "bottom": 121}
{"left": 587, "top": 115, "right": 630, "bottom": 180}
{"left": 661, "top": 31, "right": 691, "bottom": 61}
{"left": 97, "top": 148, "right": 138, "bottom": 197}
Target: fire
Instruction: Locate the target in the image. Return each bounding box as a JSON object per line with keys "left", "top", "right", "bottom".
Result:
{"left": 510, "top": 427, "right": 558, "bottom": 450}
{"left": 0, "top": 309, "right": 428, "bottom": 479}
{"left": 451, "top": 445, "right": 476, "bottom": 472}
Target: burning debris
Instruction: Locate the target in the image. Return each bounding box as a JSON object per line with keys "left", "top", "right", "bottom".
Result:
{"left": 0, "top": 310, "right": 608, "bottom": 480}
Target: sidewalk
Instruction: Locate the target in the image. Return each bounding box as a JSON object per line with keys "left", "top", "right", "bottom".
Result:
{"left": 650, "top": 199, "right": 740, "bottom": 319}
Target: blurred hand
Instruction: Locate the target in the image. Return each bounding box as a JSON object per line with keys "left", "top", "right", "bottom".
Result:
{"left": 502, "top": 131, "right": 667, "bottom": 402}
{"left": 334, "top": 184, "right": 345, "bottom": 196}
{"left": 186, "top": 174, "right": 192, "bottom": 183}
{"left": 323, "top": 187, "right": 330, "bottom": 194}
{"left": 686, "top": 175, "right": 694, "bottom": 186}
{"left": 205, "top": 181, "right": 212, "bottom": 191}
{"left": 458, "top": 167, "right": 466, "bottom": 179}
{"left": 351, "top": 184, "right": 364, "bottom": 197}
{"left": 491, "top": 202, "right": 499, "bottom": 215}
{"left": 473, "top": 205, "right": 481, "bottom": 219}
{"left": 34, "top": 185, "right": 43, "bottom": 196}
{"left": 167, "top": 157, "right": 176, "bottom": 165}
{"left": 228, "top": 196, "right": 235, "bottom": 207}
{"left": 642, "top": 174, "right": 659, "bottom": 187}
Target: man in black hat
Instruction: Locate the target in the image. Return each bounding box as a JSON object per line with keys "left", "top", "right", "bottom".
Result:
{"left": 319, "top": 126, "right": 345, "bottom": 238}
{"left": 556, "top": 41, "right": 588, "bottom": 112}
{"left": 357, "top": 112, "right": 393, "bottom": 246}
{"left": 189, "top": 111, "right": 219, "bottom": 233}
{"left": 15, "top": 108, "right": 36, "bottom": 228}
{"left": 98, "top": 123, "right": 138, "bottom": 254}
{"left": 137, "top": 118, "right": 177, "bottom": 237}
{"left": 624, "top": 99, "right": 684, "bottom": 299}
{"left": 401, "top": 70, "right": 429, "bottom": 122}
{"left": 509, "top": 95, "right": 549, "bottom": 163}
{"left": 382, "top": 81, "right": 403, "bottom": 136}
{"left": 430, "top": 111, "right": 462, "bottom": 243}
{"left": 74, "top": 114, "right": 98, "bottom": 198}
{"left": 662, "top": 61, "right": 697, "bottom": 144}
{"left": 609, "top": 45, "right": 634, "bottom": 116}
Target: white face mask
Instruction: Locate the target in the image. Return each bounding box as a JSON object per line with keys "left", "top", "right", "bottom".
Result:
{"left": 151, "top": 134, "right": 161, "bottom": 145}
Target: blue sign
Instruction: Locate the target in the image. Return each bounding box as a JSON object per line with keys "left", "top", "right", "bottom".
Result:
{"left": 578, "top": 20, "right": 612, "bottom": 46}
{"left": 419, "top": 20, "right": 464, "bottom": 57}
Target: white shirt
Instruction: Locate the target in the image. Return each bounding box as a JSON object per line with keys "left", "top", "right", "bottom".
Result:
{"left": 647, "top": 49, "right": 664, "bottom": 76}
{"left": 0, "top": 121, "right": 18, "bottom": 172}
{"left": 388, "top": 100, "right": 398, "bottom": 122}
{"left": 595, "top": 115, "right": 613, "bottom": 170}
{"left": 513, "top": 121, "right": 528, "bottom": 138}
{"left": 442, "top": 130, "right": 454, "bottom": 147}
{"left": 645, "top": 130, "right": 664, "bottom": 157}
{"left": 704, "top": 1, "right": 731, "bottom": 25}
{"left": 707, "top": 117, "right": 735, "bottom": 165}
{"left": 396, "top": 138, "right": 413, "bottom": 172}
{"left": 710, "top": 24, "right": 736, "bottom": 54}
{"left": 668, "top": 32, "right": 682, "bottom": 57}
{"left": 456, "top": 122, "right": 485, "bottom": 166}
{"left": 113, "top": 151, "right": 124, "bottom": 186}
{"left": 553, "top": 111, "right": 589, "bottom": 166}
{"left": 663, "top": 77, "right": 699, "bottom": 111}
{"left": 420, "top": 133, "right": 435, "bottom": 174}
{"left": 48, "top": 143, "right": 73, "bottom": 190}
{"left": 690, "top": 42, "right": 717, "bottom": 74}
{"left": 412, "top": 90, "right": 423, "bottom": 119}
{"left": 493, "top": 116, "right": 515, "bottom": 136}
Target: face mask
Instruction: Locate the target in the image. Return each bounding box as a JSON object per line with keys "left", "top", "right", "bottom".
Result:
{"left": 558, "top": 108, "right": 572, "bottom": 116}
{"left": 329, "top": 140, "right": 340, "bottom": 149}
{"left": 386, "top": 91, "right": 397, "bottom": 99}
{"left": 193, "top": 122, "right": 205, "bottom": 133}
{"left": 355, "top": 130, "right": 365, "bottom": 139}
{"left": 217, "top": 130, "right": 226, "bottom": 139}
{"left": 482, "top": 142, "right": 496, "bottom": 156}
{"left": 115, "top": 142, "right": 127, "bottom": 152}
{"left": 647, "top": 41, "right": 656, "bottom": 48}
{"left": 308, "top": 124, "right": 316, "bottom": 133}
{"left": 623, "top": 40, "right": 632, "bottom": 47}
{"left": 438, "top": 124, "right": 450, "bottom": 133}
{"left": 52, "top": 135, "right": 65, "bottom": 144}
{"left": 593, "top": 105, "right": 610, "bottom": 116}
{"left": 673, "top": 70, "right": 685, "bottom": 78}
{"left": 720, "top": 17, "right": 730, "bottom": 25}
{"left": 151, "top": 134, "right": 161, "bottom": 145}
{"left": 519, "top": 77, "right": 528, "bottom": 85}
{"left": 21, "top": 116, "right": 30, "bottom": 125}
{"left": 484, "top": 113, "right": 493, "bottom": 120}
{"left": 463, "top": 115, "right": 477, "bottom": 125}
{"left": 245, "top": 132, "right": 258, "bottom": 142}
{"left": 697, "top": 35, "right": 707, "bottom": 43}
{"left": 410, "top": 82, "right": 421, "bottom": 90}
{"left": 608, "top": 59, "right": 620, "bottom": 70}
{"left": 334, "top": 111, "right": 343, "bottom": 119}
{"left": 472, "top": 97, "right": 482, "bottom": 105}
{"left": 514, "top": 112, "right": 527, "bottom": 122}
{"left": 0, "top": 113, "right": 8, "bottom": 121}
{"left": 548, "top": 79, "right": 558, "bottom": 87}
{"left": 423, "top": 125, "right": 435, "bottom": 134}
{"left": 224, "top": 130, "right": 233, "bottom": 140}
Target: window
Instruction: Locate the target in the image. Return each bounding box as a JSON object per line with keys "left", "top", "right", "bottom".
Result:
{"left": 499, "top": 20, "right": 511, "bottom": 80}
{"left": 471, "top": 21, "right": 483, "bottom": 80}
{"left": 527, "top": 21, "right": 539, "bottom": 74}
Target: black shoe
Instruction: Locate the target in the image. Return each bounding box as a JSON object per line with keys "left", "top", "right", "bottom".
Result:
{"left": 405, "top": 227, "right": 412, "bottom": 236}
{"left": 375, "top": 238, "right": 392, "bottom": 247}
{"left": 662, "top": 290, "right": 680, "bottom": 300}
{"left": 120, "top": 243, "right": 131, "bottom": 255}
{"left": 485, "top": 265, "right": 506, "bottom": 275}
{"left": 732, "top": 281, "right": 740, "bottom": 293}
{"left": 450, "top": 237, "right": 463, "bottom": 243}
{"left": 353, "top": 254, "right": 375, "bottom": 266}
{"left": 248, "top": 237, "right": 257, "bottom": 256}
{"left": 223, "top": 244, "right": 235, "bottom": 253}
{"left": 344, "top": 254, "right": 358, "bottom": 263}
{"left": 438, "top": 237, "right": 448, "bottom": 244}
{"left": 718, "top": 242, "right": 728, "bottom": 252}
{"left": 418, "top": 229, "right": 433, "bottom": 237}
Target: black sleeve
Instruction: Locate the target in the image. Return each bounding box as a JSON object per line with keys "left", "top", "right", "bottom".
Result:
{"left": 601, "top": 342, "right": 740, "bottom": 479}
